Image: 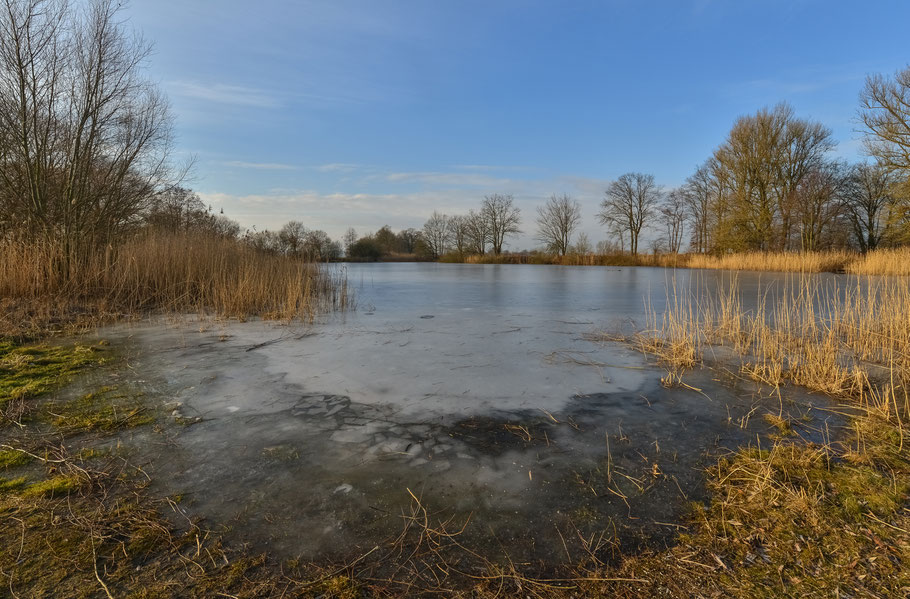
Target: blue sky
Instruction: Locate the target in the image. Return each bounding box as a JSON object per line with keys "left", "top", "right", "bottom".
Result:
{"left": 127, "top": 0, "right": 910, "bottom": 249}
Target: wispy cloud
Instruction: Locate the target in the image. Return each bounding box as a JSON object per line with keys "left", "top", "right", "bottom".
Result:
{"left": 315, "top": 163, "right": 362, "bottom": 173}
{"left": 225, "top": 161, "right": 298, "bottom": 170}
{"left": 450, "top": 164, "right": 535, "bottom": 172}
{"left": 383, "top": 171, "right": 516, "bottom": 187}
{"left": 169, "top": 81, "right": 280, "bottom": 108}
{"left": 727, "top": 66, "right": 868, "bottom": 99}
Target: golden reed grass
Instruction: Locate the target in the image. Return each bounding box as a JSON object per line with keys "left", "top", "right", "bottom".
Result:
{"left": 464, "top": 247, "right": 910, "bottom": 276}
{"left": 0, "top": 233, "right": 349, "bottom": 335}
{"left": 628, "top": 274, "right": 910, "bottom": 426}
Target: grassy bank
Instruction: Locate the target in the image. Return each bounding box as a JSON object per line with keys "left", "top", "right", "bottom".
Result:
{"left": 0, "top": 233, "right": 350, "bottom": 338}
{"left": 448, "top": 247, "right": 910, "bottom": 276}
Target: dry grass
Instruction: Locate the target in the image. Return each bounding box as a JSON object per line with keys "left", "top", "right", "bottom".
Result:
{"left": 586, "top": 274, "right": 910, "bottom": 597}
{"left": 462, "top": 253, "right": 686, "bottom": 267}
{"left": 845, "top": 246, "right": 910, "bottom": 276}
{"left": 0, "top": 233, "right": 349, "bottom": 336}
{"left": 685, "top": 250, "right": 855, "bottom": 273}
{"left": 460, "top": 248, "right": 910, "bottom": 276}
{"left": 615, "top": 275, "right": 910, "bottom": 419}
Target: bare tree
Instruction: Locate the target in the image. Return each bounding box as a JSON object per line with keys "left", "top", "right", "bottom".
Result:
{"left": 571, "top": 232, "right": 592, "bottom": 255}
{"left": 0, "top": 0, "right": 179, "bottom": 256}
{"left": 598, "top": 173, "right": 660, "bottom": 255}
{"left": 396, "top": 228, "right": 421, "bottom": 254}
{"left": 145, "top": 187, "right": 206, "bottom": 232}
{"left": 144, "top": 187, "right": 239, "bottom": 237}
{"left": 659, "top": 189, "right": 688, "bottom": 253}
{"left": 535, "top": 193, "right": 581, "bottom": 256}
{"left": 373, "top": 225, "right": 397, "bottom": 255}
{"left": 343, "top": 227, "right": 358, "bottom": 256}
{"left": 794, "top": 161, "right": 847, "bottom": 251}
{"left": 422, "top": 211, "right": 450, "bottom": 259}
{"left": 302, "top": 229, "right": 340, "bottom": 260}
{"left": 465, "top": 209, "right": 489, "bottom": 255}
{"left": 684, "top": 163, "right": 713, "bottom": 253}
{"left": 595, "top": 238, "right": 621, "bottom": 254}
{"left": 243, "top": 229, "right": 282, "bottom": 254}
{"left": 481, "top": 194, "right": 521, "bottom": 255}
{"left": 860, "top": 66, "right": 910, "bottom": 175}
{"left": 448, "top": 214, "right": 470, "bottom": 257}
{"left": 841, "top": 163, "right": 903, "bottom": 251}
{"left": 712, "top": 103, "right": 833, "bottom": 251}
{"left": 279, "top": 221, "right": 308, "bottom": 256}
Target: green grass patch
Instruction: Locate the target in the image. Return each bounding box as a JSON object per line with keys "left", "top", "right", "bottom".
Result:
{"left": 0, "top": 476, "right": 28, "bottom": 493}
{"left": 22, "top": 475, "right": 82, "bottom": 498}
{"left": 49, "top": 385, "right": 153, "bottom": 433}
{"left": 0, "top": 340, "right": 107, "bottom": 407}
{"left": 0, "top": 449, "right": 30, "bottom": 469}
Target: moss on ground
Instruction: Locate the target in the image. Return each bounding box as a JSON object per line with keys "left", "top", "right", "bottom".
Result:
{"left": 0, "top": 340, "right": 106, "bottom": 407}
{"left": 0, "top": 449, "right": 31, "bottom": 469}
{"left": 21, "top": 474, "right": 84, "bottom": 498}
{"left": 49, "top": 385, "right": 154, "bottom": 433}
{"left": 0, "top": 476, "right": 28, "bottom": 492}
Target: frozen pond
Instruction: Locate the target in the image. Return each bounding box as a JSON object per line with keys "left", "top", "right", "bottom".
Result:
{"left": 88, "top": 264, "right": 843, "bottom": 568}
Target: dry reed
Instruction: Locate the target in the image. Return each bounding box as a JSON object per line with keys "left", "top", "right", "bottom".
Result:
{"left": 618, "top": 274, "right": 910, "bottom": 425}
{"left": 462, "top": 248, "right": 910, "bottom": 276}
{"left": 0, "top": 233, "right": 349, "bottom": 335}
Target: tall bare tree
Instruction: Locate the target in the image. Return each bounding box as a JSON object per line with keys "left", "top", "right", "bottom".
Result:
{"left": 279, "top": 221, "right": 308, "bottom": 256}
{"left": 422, "top": 211, "right": 450, "bottom": 259}
{"left": 481, "top": 194, "right": 521, "bottom": 255}
{"left": 842, "top": 164, "right": 903, "bottom": 251}
{"left": 659, "top": 189, "right": 688, "bottom": 253}
{"left": 302, "top": 229, "right": 340, "bottom": 260}
{"left": 342, "top": 227, "right": 358, "bottom": 256}
{"left": 448, "top": 214, "right": 470, "bottom": 257}
{"left": 0, "top": 0, "right": 178, "bottom": 256}
{"left": 396, "top": 228, "right": 421, "bottom": 254}
{"left": 465, "top": 209, "right": 489, "bottom": 255}
{"left": 793, "top": 161, "right": 847, "bottom": 251}
{"left": 712, "top": 103, "right": 833, "bottom": 251}
{"left": 535, "top": 193, "right": 581, "bottom": 256}
{"left": 860, "top": 66, "right": 910, "bottom": 176}
{"left": 598, "top": 173, "right": 660, "bottom": 255}
{"left": 683, "top": 163, "right": 714, "bottom": 253}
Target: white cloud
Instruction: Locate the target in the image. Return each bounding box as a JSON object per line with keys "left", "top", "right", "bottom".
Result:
{"left": 450, "top": 164, "right": 535, "bottom": 172}
{"left": 315, "top": 163, "right": 362, "bottom": 173}
{"left": 225, "top": 161, "right": 298, "bottom": 170}
{"left": 383, "top": 171, "right": 516, "bottom": 187}
{"left": 169, "top": 81, "right": 280, "bottom": 108}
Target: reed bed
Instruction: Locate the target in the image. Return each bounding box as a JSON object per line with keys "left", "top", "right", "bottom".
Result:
{"left": 462, "top": 252, "right": 685, "bottom": 267}
{"left": 0, "top": 233, "right": 349, "bottom": 336}
{"left": 684, "top": 250, "right": 855, "bottom": 273}
{"left": 461, "top": 248, "right": 910, "bottom": 276}
{"left": 621, "top": 274, "right": 910, "bottom": 423}
{"left": 845, "top": 246, "right": 910, "bottom": 276}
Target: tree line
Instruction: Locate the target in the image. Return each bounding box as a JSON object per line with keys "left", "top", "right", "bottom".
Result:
{"left": 403, "top": 71, "right": 910, "bottom": 259}
{"left": 353, "top": 65, "right": 910, "bottom": 261}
